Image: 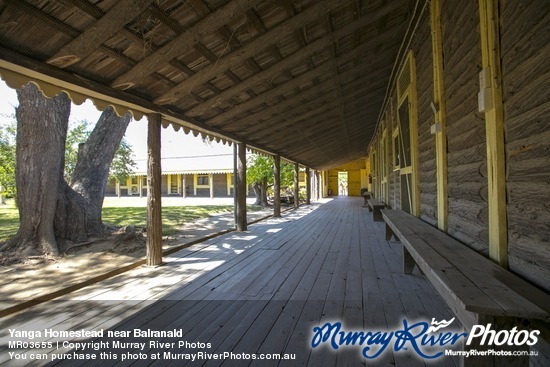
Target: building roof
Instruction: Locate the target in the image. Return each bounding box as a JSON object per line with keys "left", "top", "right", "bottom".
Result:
{"left": 0, "top": 0, "right": 417, "bottom": 171}
{"left": 133, "top": 154, "right": 234, "bottom": 176}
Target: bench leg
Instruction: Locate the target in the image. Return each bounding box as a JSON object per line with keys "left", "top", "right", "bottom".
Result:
{"left": 403, "top": 247, "right": 416, "bottom": 275}
{"left": 373, "top": 207, "right": 383, "bottom": 222}
{"left": 385, "top": 223, "right": 395, "bottom": 241}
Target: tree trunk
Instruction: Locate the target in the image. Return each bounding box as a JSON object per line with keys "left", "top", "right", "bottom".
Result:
{"left": 252, "top": 182, "right": 261, "bottom": 205}
{"left": 56, "top": 107, "right": 131, "bottom": 242}
{"left": 5, "top": 83, "right": 71, "bottom": 256}
{"left": 260, "top": 177, "right": 269, "bottom": 206}
{"left": 1, "top": 84, "right": 132, "bottom": 256}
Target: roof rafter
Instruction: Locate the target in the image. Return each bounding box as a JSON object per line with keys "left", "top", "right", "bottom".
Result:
{"left": 153, "top": 0, "right": 339, "bottom": 105}
{"left": 111, "top": 0, "right": 265, "bottom": 90}
{"left": 47, "top": 0, "right": 157, "bottom": 68}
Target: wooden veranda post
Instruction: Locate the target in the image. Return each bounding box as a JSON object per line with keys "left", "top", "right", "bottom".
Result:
{"left": 236, "top": 142, "right": 247, "bottom": 231}
{"left": 146, "top": 113, "right": 163, "bottom": 266}
{"left": 430, "top": 0, "right": 448, "bottom": 232}
{"left": 209, "top": 173, "right": 214, "bottom": 199}
{"left": 273, "top": 154, "right": 281, "bottom": 217}
{"left": 306, "top": 167, "right": 311, "bottom": 205}
{"left": 316, "top": 171, "right": 321, "bottom": 199}
{"left": 293, "top": 163, "right": 299, "bottom": 209}
{"left": 182, "top": 174, "right": 187, "bottom": 198}
{"left": 478, "top": 0, "right": 507, "bottom": 267}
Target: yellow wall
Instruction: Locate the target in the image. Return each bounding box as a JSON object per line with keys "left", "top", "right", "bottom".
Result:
{"left": 348, "top": 170, "right": 361, "bottom": 196}
{"left": 328, "top": 170, "right": 338, "bottom": 196}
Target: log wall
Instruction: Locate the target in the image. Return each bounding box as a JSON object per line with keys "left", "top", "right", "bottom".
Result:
{"left": 501, "top": 0, "right": 550, "bottom": 291}
{"left": 370, "top": 0, "right": 550, "bottom": 295}
{"left": 441, "top": 0, "right": 488, "bottom": 253}
{"left": 410, "top": 14, "right": 437, "bottom": 226}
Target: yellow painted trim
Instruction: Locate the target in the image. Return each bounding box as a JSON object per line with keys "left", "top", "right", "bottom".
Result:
{"left": 397, "top": 51, "right": 420, "bottom": 217}
{"left": 380, "top": 129, "right": 389, "bottom": 203}
{"left": 479, "top": 0, "right": 507, "bottom": 267}
{"left": 227, "top": 173, "right": 233, "bottom": 196}
{"left": 370, "top": 147, "right": 378, "bottom": 197}
{"left": 431, "top": 0, "right": 448, "bottom": 232}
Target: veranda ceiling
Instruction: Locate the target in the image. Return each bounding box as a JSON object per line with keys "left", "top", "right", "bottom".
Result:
{"left": 0, "top": 0, "right": 418, "bottom": 170}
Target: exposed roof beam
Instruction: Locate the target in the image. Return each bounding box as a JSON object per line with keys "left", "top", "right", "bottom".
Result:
{"left": 208, "top": 47, "right": 396, "bottom": 129}
{"left": 248, "top": 87, "right": 382, "bottom": 143}
{"left": 111, "top": 0, "right": 265, "bottom": 90}
{"left": 181, "top": 12, "right": 405, "bottom": 119}
{"left": 153, "top": 0, "right": 338, "bottom": 105}
{"left": 226, "top": 61, "right": 394, "bottom": 135}
{"left": 47, "top": 0, "right": 157, "bottom": 68}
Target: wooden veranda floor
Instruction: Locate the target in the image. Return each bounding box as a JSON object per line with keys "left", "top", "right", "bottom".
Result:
{"left": 1, "top": 197, "right": 461, "bottom": 367}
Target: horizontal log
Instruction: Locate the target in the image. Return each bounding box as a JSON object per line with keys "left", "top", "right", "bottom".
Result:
{"left": 502, "top": 43, "right": 550, "bottom": 100}
{"left": 507, "top": 205, "right": 550, "bottom": 237}
{"left": 446, "top": 116, "right": 485, "bottom": 145}
{"left": 508, "top": 254, "right": 550, "bottom": 294}
{"left": 508, "top": 156, "right": 550, "bottom": 181}
{"left": 507, "top": 181, "right": 550, "bottom": 205}
{"left": 447, "top": 161, "right": 486, "bottom": 183}
{"left": 504, "top": 102, "right": 550, "bottom": 142}
{"left": 447, "top": 143, "right": 486, "bottom": 167}
{"left": 506, "top": 128, "right": 550, "bottom": 162}
{"left": 447, "top": 214, "right": 488, "bottom": 253}
{"left": 502, "top": 71, "right": 550, "bottom": 120}
{"left": 501, "top": 1, "right": 548, "bottom": 66}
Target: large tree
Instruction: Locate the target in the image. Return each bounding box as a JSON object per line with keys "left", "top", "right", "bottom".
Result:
{"left": 0, "top": 119, "right": 16, "bottom": 203}
{"left": 247, "top": 155, "right": 293, "bottom": 206}
{"left": 1, "top": 83, "right": 131, "bottom": 256}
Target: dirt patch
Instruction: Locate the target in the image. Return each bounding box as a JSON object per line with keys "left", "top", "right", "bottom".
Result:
{"left": 0, "top": 208, "right": 273, "bottom": 312}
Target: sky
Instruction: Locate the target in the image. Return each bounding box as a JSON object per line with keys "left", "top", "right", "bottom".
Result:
{"left": 0, "top": 80, "right": 233, "bottom": 163}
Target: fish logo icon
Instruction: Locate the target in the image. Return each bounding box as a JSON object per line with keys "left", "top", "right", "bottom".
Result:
{"left": 427, "top": 317, "right": 456, "bottom": 333}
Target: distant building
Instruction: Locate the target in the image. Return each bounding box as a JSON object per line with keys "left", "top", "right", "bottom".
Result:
{"left": 106, "top": 154, "right": 307, "bottom": 198}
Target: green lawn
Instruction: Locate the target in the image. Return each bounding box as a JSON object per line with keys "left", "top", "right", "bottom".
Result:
{"left": 102, "top": 205, "right": 236, "bottom": 235}
{"left": 0, "top": 204, "right": 262, "bottom": 240}
{"left": 0, "top": 203, "right": 19, "bottom": 242}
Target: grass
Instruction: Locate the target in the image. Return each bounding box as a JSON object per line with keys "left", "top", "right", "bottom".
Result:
{"left": 0, "top": 202, "right": 263, "bottom": 240}
{"left": 0, "top": 201, "right": 19, "bottom": 242}
{"left": 102, "top": 205, "right": 235, "bottom": 235}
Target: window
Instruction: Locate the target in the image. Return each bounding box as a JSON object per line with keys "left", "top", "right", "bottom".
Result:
{"left": 197, "top": 175, "right": 209, "bottom": 186}
{"left": 393, "top": 129, "right": 400, "bottom": 170}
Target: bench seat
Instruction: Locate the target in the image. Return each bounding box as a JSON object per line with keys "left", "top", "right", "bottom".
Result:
{"left": 366, "top": 198, "right": 385, "bottom": 222}
{"left": 382, "top": 209, "right": 549, "bottom": 329}
{"left": 382, "top": 209, "right": 550, "bottom": 365}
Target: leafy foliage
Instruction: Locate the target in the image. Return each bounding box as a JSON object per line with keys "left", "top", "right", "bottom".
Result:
{"left": 109, "top": 139, "right": 137, "bottom": 184}
{"left": 0, "top": 117, "right": 16, "bottom": 198}
{"left": 0, "top": 117, "right": 136, "bottom": 201}
{"left": 64, "top": 119, "right": 136, "bottom": 183}
{"left": 246, "top": 154, "right": 294, "bottom": 194}
{"left": 64, "top": 120, "right": 91, "bottom": 180}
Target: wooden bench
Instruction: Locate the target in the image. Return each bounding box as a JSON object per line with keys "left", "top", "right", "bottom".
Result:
{"left": 366, "top": 198, "right": 385, "bottom": 222}
{"left": 280, "top": 196, "right": 294, "bottom": 205}
{"left": 361, "top": 191, "right": 371, "bottom": 206}
{"left": 382, "top": 209, "right": 550, "bottom": 365}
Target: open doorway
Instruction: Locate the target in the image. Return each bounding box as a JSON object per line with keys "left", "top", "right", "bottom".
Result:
{"left": 338, "top": 171, "right": 348, "bottom": 196}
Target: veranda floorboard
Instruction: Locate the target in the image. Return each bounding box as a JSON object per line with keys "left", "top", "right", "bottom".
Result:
{"left": 0, "top": 197, "right": 462, "bottom": 367}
